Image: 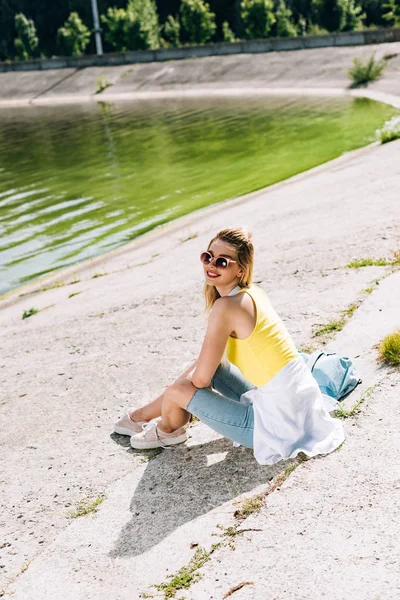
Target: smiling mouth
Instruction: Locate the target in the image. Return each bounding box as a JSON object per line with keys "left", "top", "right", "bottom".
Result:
{"left": 206, "top": 271, "right": 220, "bottom": 278}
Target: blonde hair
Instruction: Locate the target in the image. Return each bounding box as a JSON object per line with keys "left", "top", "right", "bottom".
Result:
{"left": 203, "top": 227, "right": 254, "bottom": 312}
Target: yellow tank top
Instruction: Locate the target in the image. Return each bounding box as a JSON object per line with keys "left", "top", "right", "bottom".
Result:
{"left": 225, "top": 284, "right": 298, "bottom": 387}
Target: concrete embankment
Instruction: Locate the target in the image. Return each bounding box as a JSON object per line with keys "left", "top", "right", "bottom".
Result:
{"left": 0, "top": 41, "right": 399, "bottom": 106}
{"left": 1, "top": 38, "right": 400, "bottom": 600}
{"left": 1, "top": 129, "right": 400, "bottom": 598}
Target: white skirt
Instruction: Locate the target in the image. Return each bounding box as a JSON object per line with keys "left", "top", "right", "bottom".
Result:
{"left": 241, "top": 356, "right": 345, "bottom": 465}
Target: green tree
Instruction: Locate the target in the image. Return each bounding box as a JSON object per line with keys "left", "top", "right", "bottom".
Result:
{"left": 101, "top": 0, "right": 160, "bottom": 51}
{"left": 56, "top": 12, "right": 91, "bottom": 56}
{"left": 222, "top": 20, "right": 236, "bottom": 41}
{"left": 14, "top": 13, "right": 39, "bottom": 60}
{"left": 287, "top": 0, "right": 313, "bottom": 29}
{"left": 382, "top": 0, "right": 400, "bottom": 25}
{"left": 273, "top": 0, "right": 298, "bottom": 35}
{"left": 340, "top": 0, "right": 365, "bottom": 29}
{"left": 312, "top": 0, "right": 364, "bottom": 30}
{"left": 101, "top": 8, "right": 127, "bottom": 51}
{"left": 163, "top": 14, "right": 181, "bottom": 46}
{"left": 241, "top": 0, "right": 276, "bottom": 38}
{"left": 180, "top": 0, "right": 217, "bottom": 44}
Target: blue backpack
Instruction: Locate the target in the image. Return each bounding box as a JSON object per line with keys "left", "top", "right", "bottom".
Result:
{"left": 298, "top": 350, "right": 362, "bottom": 402}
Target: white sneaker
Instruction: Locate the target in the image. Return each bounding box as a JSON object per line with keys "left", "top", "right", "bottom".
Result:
{"left": 114, "top": 412, "right": 148, "bottom": 436}
{"left": 130, "top": 419, "right": 188, "bottom": 450}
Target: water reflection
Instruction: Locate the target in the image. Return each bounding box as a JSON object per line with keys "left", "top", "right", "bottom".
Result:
{"left": 0, "top": 96, "right": 398, "bottom": 294}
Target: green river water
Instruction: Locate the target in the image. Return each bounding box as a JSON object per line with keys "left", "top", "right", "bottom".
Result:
{"left": 0, "top": 95, "right": 398, "bottom": 295}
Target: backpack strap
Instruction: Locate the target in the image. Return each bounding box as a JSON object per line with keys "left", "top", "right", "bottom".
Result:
{"left": 307, "top": 351, "right": 326, "bottom": 372}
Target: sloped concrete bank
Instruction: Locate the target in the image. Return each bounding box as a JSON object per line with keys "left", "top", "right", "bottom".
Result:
{"left": 0, "top": 41, "right": 399, "bottom": 106}
{"left": 1, "top": 136, "right": 400, "bottom": 598}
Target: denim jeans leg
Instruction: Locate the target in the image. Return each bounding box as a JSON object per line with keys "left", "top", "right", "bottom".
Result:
{"left": 187, "top": 386, "right": 254, "bottom": 448}
{"left": 211, "top": 360, "right": 255, "bottom": 401}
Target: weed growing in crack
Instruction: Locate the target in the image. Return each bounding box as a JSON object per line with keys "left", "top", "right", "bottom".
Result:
{"left": 180, "top": 232, "right": 198, "bottom": 244}
{"left": 346, "top": 258, "right": 389, "bottom": 269}
{"left": 68, "top": 493, "right": 106, "bottom": 518}
{"left": 22, "top": 304, "right": 54, "bottom": 319}
{"left": 334, "top": 441, "right": 345, "bottom": 453}
{"left": 342, "top": 303, "right": 359, "bottom": 318}
{"left": 146, "top": 458, "right": 304, "bottom": 598}
{"left": 233, "top": 493, "right": 264, "bottom": 520}
{"left": 363, "top": 287, "right": 374, "bottom": 295}
{"left": 313, "top": 319, "right": 346, "bottom": 338}
{"left": 333, "top": 386, "right": 373, "bottom": 419}
{"left": 22, "top": 307, "right": 39, "bottom": 319}
{"left": 233, "top": 460, "right": 302, "bottom": 520}
{"left": 313, "top": 293, "right": 369, "bottom": 339}
{"left": 216, "top": 524, "right": 262, "bottom": 550}
{"left": 298, "top": 344, "right": 318, "bottom": 354}
{"left": 41, "top": 280, "right": 65, "bottom": 291}
{"left": 95, "top": 75, "right": 112, "bottom": 94}
{"left": 155, "top": 544, "right": 221, "bottom": 598}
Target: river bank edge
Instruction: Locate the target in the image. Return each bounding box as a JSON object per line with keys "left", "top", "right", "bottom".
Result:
{"left": 1, "top": 41, "right": 400, "bottom": 306}
{"left": 0, "top": 136, "right": 389, "bottom": 310}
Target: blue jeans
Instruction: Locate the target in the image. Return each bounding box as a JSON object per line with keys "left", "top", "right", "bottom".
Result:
{"left": 187, "top": 361, "right": 255, "bottom": 448}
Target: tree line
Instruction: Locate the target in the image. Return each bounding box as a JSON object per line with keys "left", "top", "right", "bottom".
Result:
{"left": 1, "top": 0, "right": 399, "bottom": 62}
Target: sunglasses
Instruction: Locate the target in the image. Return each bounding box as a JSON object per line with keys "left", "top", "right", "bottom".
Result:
{"left": 200, "top": 251, "right": 238, "bottom": 269}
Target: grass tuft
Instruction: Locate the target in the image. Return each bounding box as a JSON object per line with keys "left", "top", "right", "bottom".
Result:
{"left": 341, "top": 303, "right": 359, "bottom": 318}
{"left": 379, "top": 329, "right": 400, "bottom": 365}
{"left": 363, "top": 287, "right": 374, "bottom": 295}
{"left": 95, "top": 75, "right": 112, "bottom": 94}
{"left": 68, "top": 494, "right": 106, "bottom": 518}
{"left": 333, "top": 386, "right": 373, "bottom": 419}
{"left": 233, "top": 493, "right": 264, "bottom": 520}
{"left": 392, "top": 247, "right": 400, "bottom": 266}
{"left": 22, "top": 307, "right": 39, "bottom": 319}
{"left": 156, "top": 544, "right": 220, "bottom": 598}
{"left": 348, "top": 53, "right": 386, "bottom": 87}
{"left": 346, "top": 257, "right": 389, "bottom": 268}
{"left": 298, "top": 344, "right": 317, "bottom": 354}
{"left": 313, "top": 319, "right": 346, "bottom": 337}
{"left": 284, "top": 463, "right": 298, "bottom": 476}
{"left": 41, "top": 280, "right": 65, "bottom": 291}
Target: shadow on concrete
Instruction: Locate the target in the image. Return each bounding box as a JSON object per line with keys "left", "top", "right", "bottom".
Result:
{"left": 109, "top": 433, "right": 283, "bottom": 558}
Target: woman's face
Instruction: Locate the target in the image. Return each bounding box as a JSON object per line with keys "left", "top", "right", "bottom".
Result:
{"left": 203, "top": 239, "right": 244, "bottom": 287}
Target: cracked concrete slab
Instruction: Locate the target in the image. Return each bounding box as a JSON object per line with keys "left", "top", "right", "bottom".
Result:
{"left": 3, "top": 271, "right": 400, "bottom": 600}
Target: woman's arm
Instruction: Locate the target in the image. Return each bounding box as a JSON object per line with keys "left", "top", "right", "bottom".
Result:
{"left": 191, "top": 297, "right": 233, "bottom": 389}
{"left": 179, "top": 359, "right": 198, "bottom": 380}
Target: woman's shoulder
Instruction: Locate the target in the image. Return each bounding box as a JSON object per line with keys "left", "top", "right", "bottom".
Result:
{"left": 224, "top": 286, "right": 257, "bottom": 316}
{"left": 212, "top": 284, "right": 261, "bottom": 309}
